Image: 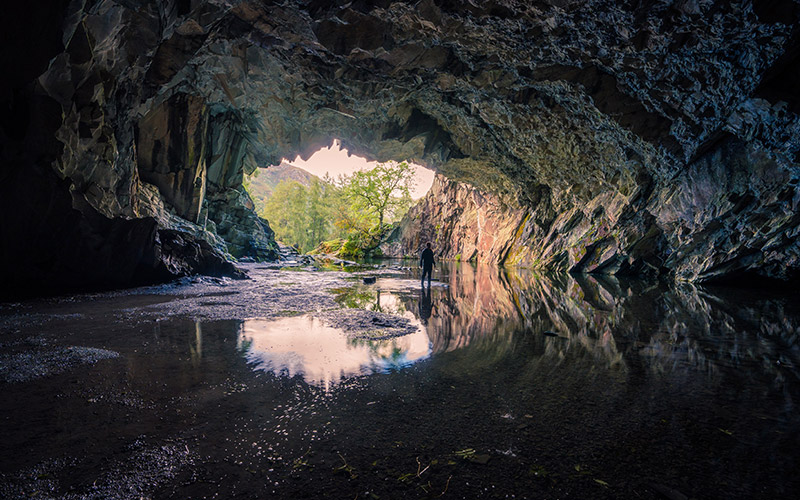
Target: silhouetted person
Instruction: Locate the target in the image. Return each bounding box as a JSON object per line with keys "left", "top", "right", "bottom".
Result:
{"left": 420, "top": 242, "right": 435, "bottom": 288}
{"left": 418, "top": 286, "right": 433, "bottom": 325}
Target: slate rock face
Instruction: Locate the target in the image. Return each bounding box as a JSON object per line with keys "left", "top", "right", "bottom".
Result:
{"left": 0, "top": 155, "right": 240, "bottom": 300}
{"left": 137, "top": 92, "right": 208, "bottom": 224}
{"left": 1, "top": 0, "right": 799, "bottom": 295}
{"left": 384, "top": 136, "right": 800, "bottom": 284}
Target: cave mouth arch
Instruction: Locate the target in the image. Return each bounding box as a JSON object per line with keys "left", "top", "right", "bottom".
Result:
{"left": 245, "top": 139, "right": 437, "bottom": 256}
{"left": 276, "top": 139, "right": 435, "bottom": 201}
{"left": 3, "top": 0, "right": 800, "bottom": 299}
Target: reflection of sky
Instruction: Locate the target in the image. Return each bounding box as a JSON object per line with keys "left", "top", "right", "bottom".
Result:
{"left": 238, "top": 316, "right": 430, "bottom": 389}
{"left": 376, "top": 292, "right": 402, "bottom": 314}
{"left": 374, "top": 291, "right": 420, "bottom": 324}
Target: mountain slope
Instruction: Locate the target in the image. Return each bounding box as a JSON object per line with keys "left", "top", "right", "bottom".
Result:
{"left": 246, "top": 163, "right": 317, "bottom": 212}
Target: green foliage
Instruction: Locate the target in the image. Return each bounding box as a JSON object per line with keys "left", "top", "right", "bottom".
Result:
{"left": 256, "top": 161, "right": 416, "bottom": 256}
{"left": 310, "top": 239, "right": 345, "bottom": 255}
{"left": 258, "top": 180, "right": 311, "bottom": 251}
{"left": 339, "top": 237, "right": 366, "bottom": 259}
{"left": 344, "top": 161, "right": 415, "bottom": 229}
{"left": 332, "top": 286, "right": 377, "bottom": 310}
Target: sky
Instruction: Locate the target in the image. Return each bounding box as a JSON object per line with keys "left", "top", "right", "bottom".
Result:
{"left": 286, "top": 140, "right": 435, "bottom": 199}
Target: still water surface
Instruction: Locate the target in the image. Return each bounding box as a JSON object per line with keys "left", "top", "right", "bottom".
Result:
{"left": 1, "top": 262, "right": 799, "bottom": 499}
{"left": 239, "top": 314, "right": 431, "bottom": 389}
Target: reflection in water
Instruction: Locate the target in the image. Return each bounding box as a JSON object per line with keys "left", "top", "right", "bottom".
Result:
{"left": 3, "top": 262, "right": 800, "bottom": 499}
{"left": 222, "top": 263, "right": 800, "bottom": 498}
{"left": 333, "top": 263, "right": 800, "bottom": 403}
{"left": 238, "top": 315, "right": 431, "bottom": 389}
{"left": 189, "top": 321, "right": 203, "bottom": 368}
{"left": 418, "top": 286, "right": 433, "bottom": 324}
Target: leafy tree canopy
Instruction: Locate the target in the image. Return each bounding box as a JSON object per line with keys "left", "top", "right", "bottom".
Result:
{"left": 247, "top": 161, "right": 416, "bottom": 257}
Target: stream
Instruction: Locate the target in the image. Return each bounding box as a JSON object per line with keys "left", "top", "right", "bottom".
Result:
{"left": 1, "top": 261, "right": 799, "bottom": 499}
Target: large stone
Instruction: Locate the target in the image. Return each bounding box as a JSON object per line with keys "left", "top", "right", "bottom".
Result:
{"left": 386, "top": 135, "right": 800, "bottom": 286}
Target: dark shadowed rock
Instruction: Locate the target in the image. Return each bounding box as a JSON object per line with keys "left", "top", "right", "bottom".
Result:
{"left": 137, "top": 92, "right": 209, "bottom": 223}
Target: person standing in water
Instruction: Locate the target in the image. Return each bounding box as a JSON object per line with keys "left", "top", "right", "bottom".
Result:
{"left": 420, "top": 242, "right": 435, "bottom": 288}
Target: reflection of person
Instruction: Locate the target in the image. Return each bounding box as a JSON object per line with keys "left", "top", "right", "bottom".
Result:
{"left": 419, "top": 286, "right": 433, "bottom": 325}
{"left": 420, "top": 242, "right": 435, "bottom": 288}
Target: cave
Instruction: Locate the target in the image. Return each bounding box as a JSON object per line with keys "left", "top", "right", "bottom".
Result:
{"left": 1, "top": 0, "right": 800, "bottom": 498}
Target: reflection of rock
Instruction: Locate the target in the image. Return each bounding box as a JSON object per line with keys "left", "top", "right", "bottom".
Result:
{"left": 315, "top": 309, "right": 419, "bottom": 340}
{"left": 424, "top": 264, "right": 521, "bottom": 354}
{"left": 407, "top": 263, "right": 800, "bottom": 389}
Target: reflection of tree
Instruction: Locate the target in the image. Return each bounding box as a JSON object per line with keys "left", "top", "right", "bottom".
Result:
{"left": 237, "top": 336, "right": 253, "bottom": 355}
{"left": 189, "top": 321, "right": 203, "bottom": 368}
{"left": 333, "top": 286, "right": 408, "bottom": 315}
{"left": 348, "top": 338, "right": 410, "bottom": 367}
{"left": 333, "top": 287, "right": 376, "bottom": 310}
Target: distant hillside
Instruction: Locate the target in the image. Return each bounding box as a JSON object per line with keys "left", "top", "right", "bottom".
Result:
{"left": 245, "top": 162, "right": 316, "bottom": 213}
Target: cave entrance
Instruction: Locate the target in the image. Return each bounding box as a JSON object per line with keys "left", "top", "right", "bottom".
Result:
{"left": 245, "top": 140, "right": 434, "bottom": 257}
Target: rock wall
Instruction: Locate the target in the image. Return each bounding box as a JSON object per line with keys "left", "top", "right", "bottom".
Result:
{"left": 204, "top": 107, "right": 279, "bottom": 260}
{"left": 387, "top": 135, "right": 800, "bottom": 285}
{"left": 0, "top": 1, "right": 281, "bottom": 297}
{"left": 2, "top": 0, "right": 800, "bottom": 296}
{"left": 137, "top": 92, "right": 208, "bottom": 223}
{"left": 382, "top": 174, "right": 528, "bottom": 264}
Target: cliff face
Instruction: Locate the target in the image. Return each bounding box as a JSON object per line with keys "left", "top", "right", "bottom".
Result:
{"left": 386, "top": 135, "right": 800, "bottom": 284}
{"left": 383, "top": 175, "right": 528, "bottom": 264}
{"left": 1, "top": 0, "right": 799, "bottom": 295}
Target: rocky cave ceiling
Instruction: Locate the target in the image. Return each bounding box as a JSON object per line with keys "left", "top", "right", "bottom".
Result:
{"left": 1, "top": 0, "right": 799, "bottom": 296}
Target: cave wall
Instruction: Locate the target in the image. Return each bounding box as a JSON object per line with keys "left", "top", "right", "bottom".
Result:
{"left": 137, "top": 92, "right": 208, "bottom": 223}
{"left": 382, "top": 174, "right": 529, "bottom": 264}
{"left": 203, "top": 107, "right": 280, "bottom": 260}
{"left": 384, "top": 135, "right": 800, "bottom": 284}
{"left": 2, "top": 0, "right": 800, "bottom": 296}
{"left": 0, "top": 0, "right": 278, "bottom": 297}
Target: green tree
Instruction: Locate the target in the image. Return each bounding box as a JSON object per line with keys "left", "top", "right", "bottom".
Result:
{"left": 344, "top": 161, "right": 415, "bottom": 229}
{"left": 258, "top": 161, "right": 417, "bottom": 257}
{"left": 305, "top": 177, "right": 332, "bottom": 247}
{"left": 261, "top": 180, "right": 309, "bottom": 250}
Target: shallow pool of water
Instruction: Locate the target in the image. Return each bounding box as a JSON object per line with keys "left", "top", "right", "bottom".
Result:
{"left": 1, "top": 262, "right": 799, "bottom": 499}
{"left": 239, "top": 315, "right": 430, "bottom": 389}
